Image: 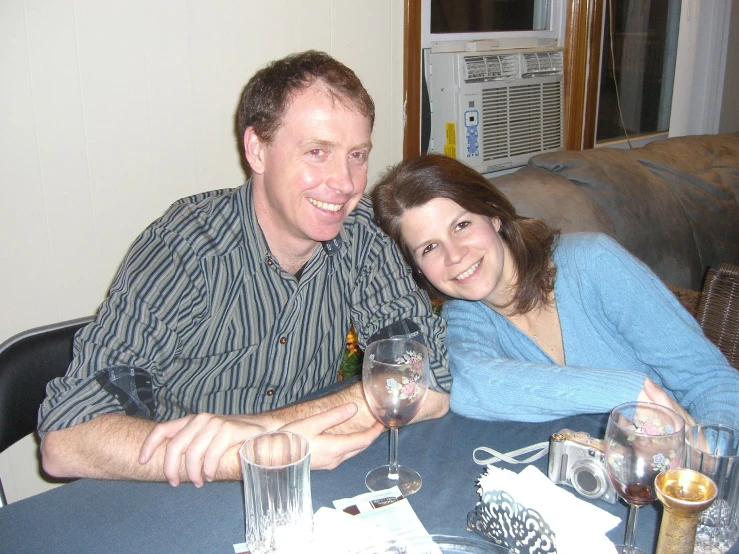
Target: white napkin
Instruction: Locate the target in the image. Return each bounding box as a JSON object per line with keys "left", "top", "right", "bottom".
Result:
{"left": 478, "top": 464, "right": 621, "bottom": 554}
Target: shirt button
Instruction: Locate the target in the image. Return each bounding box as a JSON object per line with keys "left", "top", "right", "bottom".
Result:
{"left": 279, "top": 336, "right": 287, "bottom": 345}
{"left": 267, "top": 258, "right": 274, "bottom": 266}
{"left": 266, "top": 388, "right": 275, "bottom": 397}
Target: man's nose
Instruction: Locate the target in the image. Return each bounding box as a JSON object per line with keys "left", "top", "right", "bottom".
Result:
{"left": 327, "top": 157, "right": 354, "bottom": 194}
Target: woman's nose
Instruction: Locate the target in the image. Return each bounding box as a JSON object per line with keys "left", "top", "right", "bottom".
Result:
{"left": 445, "top": 242, "right": 467, "bottom": 265}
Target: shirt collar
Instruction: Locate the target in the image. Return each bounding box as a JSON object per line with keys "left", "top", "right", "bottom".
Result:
{"left": 238, "top": 180, "right": 348, "bottom": 276}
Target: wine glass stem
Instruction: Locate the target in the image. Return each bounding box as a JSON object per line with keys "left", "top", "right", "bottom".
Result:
{"left": 388, "top": 427, "right": 399, "bottom": 480}
{"left": 623, "top": 504, "right": 640, "bottom": 553}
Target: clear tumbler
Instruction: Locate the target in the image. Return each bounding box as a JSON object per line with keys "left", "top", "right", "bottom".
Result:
{"left": 685, "top": 424, "right": 739, "bottom": 554}
{"left": 240, "top": 431, "right": 313, "bottom": 554}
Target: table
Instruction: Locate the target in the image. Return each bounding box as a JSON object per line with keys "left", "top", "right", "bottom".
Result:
{"left": 1, "top": 411, "right": 737, "bottom": 553}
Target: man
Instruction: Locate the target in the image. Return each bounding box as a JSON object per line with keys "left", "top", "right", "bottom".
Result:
{"left": 39, "top": 51, "right": 450, "bottom": 487}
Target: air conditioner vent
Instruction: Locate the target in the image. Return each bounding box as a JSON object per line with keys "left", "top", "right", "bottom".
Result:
{"left": 428, "top": 47, "right": 564, "bottom": 172}
{"left": 463, "top": 54, "right": 518, "bottom": 83}
{"left": 521, "top": 50, "right": 564, "bottom": 77}
{"left": 480, "top": 80, "right": 563, "bottom": 162}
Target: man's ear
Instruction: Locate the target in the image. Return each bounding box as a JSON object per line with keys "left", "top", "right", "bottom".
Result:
{"left": 244, "top": 127, "right": 266, "bottom": 175}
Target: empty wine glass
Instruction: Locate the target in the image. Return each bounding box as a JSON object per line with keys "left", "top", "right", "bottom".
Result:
{"left": 362, "top": 337, "right": 430, "bottom": 496}
{"left": 604, "top": 402, "right": 686, "bottom": 554}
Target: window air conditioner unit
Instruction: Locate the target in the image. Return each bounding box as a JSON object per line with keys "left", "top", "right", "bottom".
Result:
{"left": 427, "top": 47, "right": 564, "bottom": 174}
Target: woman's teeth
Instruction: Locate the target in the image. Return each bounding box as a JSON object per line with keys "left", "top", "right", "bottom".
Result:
{"left": 456, "top": 260, "right": 480, "bottom": 280}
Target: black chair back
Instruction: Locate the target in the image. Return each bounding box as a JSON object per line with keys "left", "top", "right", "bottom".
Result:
{"left": 0, "top": 317, "right": 93, "bottom": 454}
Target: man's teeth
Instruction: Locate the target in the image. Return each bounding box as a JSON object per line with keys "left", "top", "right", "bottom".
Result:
{"left": 308, "top": 198, "right": 343, "bottom": 212}
{"left": 456, "top": 261, "right": 480, "bottom": 280}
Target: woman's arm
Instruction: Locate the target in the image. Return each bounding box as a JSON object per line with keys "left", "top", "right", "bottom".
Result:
{"left": 444, "top": 300, "right": 645, "bottom": 422}
{"left": 580, "top": 235, "right": 739, "bottom": 428}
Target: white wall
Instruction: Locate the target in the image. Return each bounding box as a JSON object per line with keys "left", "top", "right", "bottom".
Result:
{"left": 0, "top": 0, "right": 405, "bottom": 503}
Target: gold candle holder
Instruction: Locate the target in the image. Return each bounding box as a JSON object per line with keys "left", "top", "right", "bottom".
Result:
{"left": 655, "top": 468, "right": 718, "bottom": 554}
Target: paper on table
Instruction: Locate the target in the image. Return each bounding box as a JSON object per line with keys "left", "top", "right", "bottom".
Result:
{"left": 234, "top": 487, "right": 438, "bottom": 554}
{"left": 478, "top": 464, "right": 620, "bottom": 554}
{"left": 333, "top": 486, "right": 440, "bottom": 553}
{"left": 234, "top": 507, "right": 392, "bottom": 554}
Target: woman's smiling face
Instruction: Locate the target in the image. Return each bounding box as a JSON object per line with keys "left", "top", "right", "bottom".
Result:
{"left": 400, "top": 197, "right": 513, "bottom": 304}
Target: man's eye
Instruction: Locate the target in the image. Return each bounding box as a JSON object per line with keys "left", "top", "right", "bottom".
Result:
{"left": 309, "top": 149, "right": 324, "bottom": 157}
{"left": 350, "top": 151, "right": 367, "bottom": 161}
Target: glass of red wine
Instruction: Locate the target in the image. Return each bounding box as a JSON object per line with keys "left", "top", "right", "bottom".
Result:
{"left": 604, "top": 401, "right": 686, "bottom": 554}
{"left": 362, "top": 338, "right": 429, "bottom": 496}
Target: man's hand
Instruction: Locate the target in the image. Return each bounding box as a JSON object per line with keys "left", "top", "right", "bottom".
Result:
{"left": 139, "top": 413, "right": 267, "bottom": 487}
{"left": 139, "top": 403, "right": 383, "bottom": 487}
{"left": 283, "top": 403, "right": 383, "bottom": 469}
{"left": 637, "top": 377, "right": 696, "bottom": 428}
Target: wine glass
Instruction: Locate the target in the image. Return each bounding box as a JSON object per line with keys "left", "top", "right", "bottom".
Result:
{"left": 604, "top": 402, "right": 686, "bottom": 554}
{"left": 362, "top": 337, "right": 430, "bottom": 496}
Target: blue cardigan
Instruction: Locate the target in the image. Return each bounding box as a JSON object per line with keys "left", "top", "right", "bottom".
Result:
{"left": 443, "top": 233, "right": 739, "bottom": 428}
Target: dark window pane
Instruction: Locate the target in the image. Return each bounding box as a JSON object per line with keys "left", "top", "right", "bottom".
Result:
{"left": 597, "top": 0, "right": 681, "bottom": 143}
{"left": 431, "top": 0, "right": 550, "bottom": 33}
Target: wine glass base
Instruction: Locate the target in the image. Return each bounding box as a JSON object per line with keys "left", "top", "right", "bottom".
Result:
{"left": 614, "top": 546, "right": 648, "bottom": 554}
{"left": 365, "top": 465, "right": 422, "bottom": 496}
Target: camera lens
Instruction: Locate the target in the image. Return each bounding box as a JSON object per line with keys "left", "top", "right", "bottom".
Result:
{"left": 575, "top": 469, "right": 598, "bottom": 493}
{"left": 571, "top": 460, "right": 608, "bottom": 499}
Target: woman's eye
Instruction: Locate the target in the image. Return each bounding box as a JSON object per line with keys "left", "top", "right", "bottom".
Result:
{"left": 455, "top": 221, "right": 470, "bottom": 232}
{"left": 422, "top": 244, "right": 436, "bottom": 256}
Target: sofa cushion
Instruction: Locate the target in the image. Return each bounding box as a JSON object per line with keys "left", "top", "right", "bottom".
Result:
{"left": 627, "top": 133, "right": 739, "bottom": 279}
{"left": 510, "top": 148, "right": 705, "bottom": 289}
{"left": 493, "top": 166, "right": 616, "bottom": 235}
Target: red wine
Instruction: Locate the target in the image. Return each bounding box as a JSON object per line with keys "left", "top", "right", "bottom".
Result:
{"left": 374, "top": 402, "right": 423, "bottom": 428}
{"left": 613, "top": 481, "right": 656, "bottom": 505}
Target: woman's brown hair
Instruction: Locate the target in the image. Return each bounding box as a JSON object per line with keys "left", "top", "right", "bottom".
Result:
{"left": 371, "top": 154, "right": 559, "bottom": 315}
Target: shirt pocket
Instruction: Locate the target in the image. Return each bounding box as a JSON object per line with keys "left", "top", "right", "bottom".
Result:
{"left": 161, "top": 343, "right": 260, "bottom": 404}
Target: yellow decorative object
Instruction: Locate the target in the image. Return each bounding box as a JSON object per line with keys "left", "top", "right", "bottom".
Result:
{"left": 339, "top": 326, "right": 363, "bottom": 380}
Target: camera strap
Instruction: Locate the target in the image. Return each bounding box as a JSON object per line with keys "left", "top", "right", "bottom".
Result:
{"left": 472, "top": 441, "right": 549, "bottom": 466}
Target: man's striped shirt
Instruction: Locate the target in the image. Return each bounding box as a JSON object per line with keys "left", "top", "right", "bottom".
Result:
{"left": 39, "top": 182, "right": 450, "bottom": 432}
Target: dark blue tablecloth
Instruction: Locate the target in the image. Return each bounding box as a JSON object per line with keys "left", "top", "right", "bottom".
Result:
{"left": 1, "top": 410, "right": 737, "bottom": 553}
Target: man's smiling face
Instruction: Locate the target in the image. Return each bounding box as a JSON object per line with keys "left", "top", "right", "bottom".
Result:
{"left": 248, "top": 81, "right": 373, "bottom": 258}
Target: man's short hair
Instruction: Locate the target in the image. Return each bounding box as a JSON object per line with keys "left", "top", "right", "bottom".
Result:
{"left": 236, "top": 50, "right": 375, "bottom": 150}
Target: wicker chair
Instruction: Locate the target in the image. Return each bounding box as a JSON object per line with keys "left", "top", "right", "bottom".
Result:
{"left": 696, "top": 263, "right": 739, "bottom": 369}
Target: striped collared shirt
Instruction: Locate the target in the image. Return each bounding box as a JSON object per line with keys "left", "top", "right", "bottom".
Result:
{"left": 39, "top": 182, "right": 450, "bottom": 432}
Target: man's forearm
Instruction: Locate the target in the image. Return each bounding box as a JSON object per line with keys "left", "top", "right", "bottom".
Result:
{"left": 41, "top": 414, "right": 241, "bottom": 482}
{"left": 265, "top": 382, "right": 449, "bottom": 433}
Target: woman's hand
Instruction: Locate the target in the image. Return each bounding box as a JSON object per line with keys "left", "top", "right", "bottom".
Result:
{"left": 637, "top": 377, "right": 696, "bottom": 428}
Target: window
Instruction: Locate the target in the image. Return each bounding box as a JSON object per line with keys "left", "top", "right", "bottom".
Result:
{"left": 597, "top": 0, "right": 682, "bottom": 143}
{"left": 430, "top": 0, "right": 551, "bottom": 34}
{"left": 421, "top": 0, "right": 563, "bottom": 49}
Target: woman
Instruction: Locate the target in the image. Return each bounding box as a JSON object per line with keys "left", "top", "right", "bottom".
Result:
{"left": 371, "top": 154, "right": 739, "bottom": 428}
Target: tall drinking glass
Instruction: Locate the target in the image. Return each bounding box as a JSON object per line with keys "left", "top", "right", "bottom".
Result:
{"left": 362, "top": 338, "right": 429, "bottom": 496}
{"left": 685, "top": 423, "right": 739, "bottom": 554}
{"left": 240, "top": 431, "right": 313, "bottom": 554}
{"left": 604, "top": 402, "right": 686, "bottom": 554}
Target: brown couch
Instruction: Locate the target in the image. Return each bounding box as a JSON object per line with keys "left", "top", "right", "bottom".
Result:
{"left": 492, "top": 133, "right": 739, "bottom": 292}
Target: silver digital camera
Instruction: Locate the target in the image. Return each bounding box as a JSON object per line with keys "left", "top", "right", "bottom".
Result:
{"left": 547, "top": 429, "right": 617, "bottom": 504}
